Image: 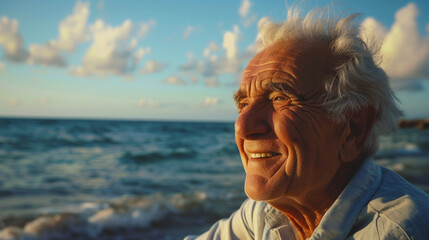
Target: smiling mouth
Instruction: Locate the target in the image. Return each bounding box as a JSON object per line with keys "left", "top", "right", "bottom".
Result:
{"left": 249, "top": 152, "right": 280, "bottom": 159}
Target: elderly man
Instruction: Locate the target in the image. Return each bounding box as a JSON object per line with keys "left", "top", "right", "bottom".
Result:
{"left": 186, "top": 9, "right": 429, "bottom": 240}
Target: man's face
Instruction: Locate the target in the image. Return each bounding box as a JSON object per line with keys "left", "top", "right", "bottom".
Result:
{"left": 234, "top": 40, "right": 348, "bottom": 203}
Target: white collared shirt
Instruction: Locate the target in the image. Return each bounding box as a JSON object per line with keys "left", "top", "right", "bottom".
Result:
{"left": 185, "top": 159, "right": 429, "bottom": 239}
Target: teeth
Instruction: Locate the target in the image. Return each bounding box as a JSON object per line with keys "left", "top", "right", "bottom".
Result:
{"left": 250, "top": 153, "right": 275, "bottom": 158}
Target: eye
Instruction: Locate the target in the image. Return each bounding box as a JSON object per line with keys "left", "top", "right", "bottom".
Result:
{"left": 273, "top": 96, "right": 287, "bottom": 101}
{"left": 238, "top": 103, "right": 247, "bottom": 108}
{"left": 269, "top": 93, "right": 292, "bottom": 106}
{"left": 271, "top": 94, "right": 289, "bottom": 102}
{"left": 237, "top": 101, "right": 249, "bottom": 112}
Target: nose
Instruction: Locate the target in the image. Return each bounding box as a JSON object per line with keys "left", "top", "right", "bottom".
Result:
{"left": 234, "top": 102, "right": 270, "bottom": 140}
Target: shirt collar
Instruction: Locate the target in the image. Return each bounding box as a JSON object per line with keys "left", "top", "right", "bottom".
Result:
{"left": 309, "top": 158, "right": 382, "bottom": 240}
{"left": 264, "top": 203, "right": 301, "bottom": 239}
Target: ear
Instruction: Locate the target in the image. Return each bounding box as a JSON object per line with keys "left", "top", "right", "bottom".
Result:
{"left": 339, "top": 104, "right": 377, "bottom": 163}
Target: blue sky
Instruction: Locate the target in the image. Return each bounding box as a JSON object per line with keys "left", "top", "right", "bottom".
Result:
{"left": 0, "top": 0, "right": 428, "bottom": 121}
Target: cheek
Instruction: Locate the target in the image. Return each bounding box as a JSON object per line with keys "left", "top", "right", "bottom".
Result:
{"left": 275, "top": 107, "right": 336, "bottom": 148}
{"left": 272, "top": 109, "right": 304, "bottom": 146}
{"left": 272, "top": 108, "right": 328, "bottom": 171}
{"left": 271, "top": 112, "right": 302, "bottom": 170}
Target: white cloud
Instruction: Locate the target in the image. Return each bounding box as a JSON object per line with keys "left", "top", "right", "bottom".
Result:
{"left": 203, "top": 41, "right": 219, "bottom": 58}
{"left": 199, "top": 26, "right": 243, "bottom": 76}
{"left": 40, "top": 97, "right": 49, "bottom": 104}
{"left": 242, "top": 14, "right": 258, "bottom": 28}
{"left": 183, "top": 26, "right": 195, "bottom": 39}
{"left": 0, "top": 16, "right": 28, "bottom": 62}
{"left": 239, "top": 0, "right": 252, "bottom": 18}
{"left": 8, "top": 97, "right": 20, "bottom": 106}
{"left": 204, "top": 56, "right": 241, "bottom": 77}
{"left": 360, "top": 17, "right": 388, "bottom": 46}
{"left": 203, "top": 48, "right": 210, "bottom": 57}
{"left": 163, "top": 75, "right": 186, "bottom": 85}
{"left": 203, "top": 97, "right": 219, "bottom": 106}
{"left": 52, "top": 1, "right": 90, "bottom": 52}
{"left": 138, "top": 98, "right": 160, "bottom": 108}
{"left": 208, "top": 42, "right": 219, "bottom": 52}
{"left": 189, "top": 74, "right": 199, "bottom": 83}
{"left": 201, "top": 41, "right": 257, "bottom": 83}
{"left": 70, "top": 19, "right": 143, "bottom": 76}
{"left": 135, "top": 47, "right": 151, "bottom": 61}
{"left": 203, "top": 38, "right": 257, "bottom": 78}
{"left": 138, "top": 98, "right": 145, "bottom": 106}
{"left": 27, "top": 42, "right": 67, "bottom": 67}
{"left": 179, "top": 52, "right": 199, "bottom": 71}
{"left": 140, "top": 60, "right": 166, "bottom": 75}
{"left": 176, "top": 25, "right": 257, "bottom": 87}
{"left": 68, "top": 66, "right": 87, "bottom": 77}
{"left": 380, "top": 3, "right": 428, "bottom": 79}
{"left": 3, "top": 1, "right": 90, "bottom": 67}
{"left": 360, "top": 3, "right": 429, "bottom": 91}
{"left": 1, "top": 1, "right": 152, "bottom": 74}
{"left": 205, "top": 76, "right": 220, "bottom": 87}
{"left": 178, "top": 26, "right": 257, "bottom": 86}
{"left": 223, "top": 25, "right": 240, "bottom": 59}
{"left": 138, "top": 19, "right": 156, "bottom": 39}
{"left": 238, "top": 0, "right": 257, "bottom": 27}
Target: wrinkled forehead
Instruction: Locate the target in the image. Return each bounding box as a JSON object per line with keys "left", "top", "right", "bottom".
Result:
{"left": 240, "top": 40, "right": 334, "bottom": 89}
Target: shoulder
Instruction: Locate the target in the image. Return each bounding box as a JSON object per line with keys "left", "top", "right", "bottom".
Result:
{"left": 366, "top": 166, "right": 429, "bottom": 238}
{"left": 184, "top": 199, "right": 268, "bottom": 240}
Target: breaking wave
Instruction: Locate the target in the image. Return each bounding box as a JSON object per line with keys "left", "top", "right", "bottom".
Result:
{"left": 0, "top": 191, "right": 226, "bottom": 240}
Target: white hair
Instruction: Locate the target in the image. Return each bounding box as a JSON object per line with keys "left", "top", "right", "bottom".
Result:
{"left": 256, "top": 8, "right": 402, "bottom": 157}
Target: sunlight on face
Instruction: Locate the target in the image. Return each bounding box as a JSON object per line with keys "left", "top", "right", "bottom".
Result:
{"left": 234, "top": 40, "right": 346, "bottom": 202}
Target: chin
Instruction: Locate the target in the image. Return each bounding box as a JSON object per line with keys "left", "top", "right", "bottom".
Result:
{"left": 244, "top": 176, "right": 277, "bottom": 201}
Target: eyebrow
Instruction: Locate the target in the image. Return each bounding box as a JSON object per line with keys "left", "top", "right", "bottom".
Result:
{"left": 233, "top": 90, "right": 246, "bottom": 106}
{"left": 233, "top": 82, "right": 303, "bottom": 105}
{"left": 266, "top": 82, "right": 302, "bottom": 99}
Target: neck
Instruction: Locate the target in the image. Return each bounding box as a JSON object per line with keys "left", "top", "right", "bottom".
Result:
{"left": 268, "top": 161, "right": 360, "bottom": 239}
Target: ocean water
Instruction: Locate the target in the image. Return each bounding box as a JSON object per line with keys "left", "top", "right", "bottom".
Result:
{"left": 0, "top": 118, "right": 428, "bottom": 240}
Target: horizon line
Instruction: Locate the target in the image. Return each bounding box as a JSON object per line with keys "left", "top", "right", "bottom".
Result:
{"left": 0, "top": 115, "right": 236, "bottom": 124}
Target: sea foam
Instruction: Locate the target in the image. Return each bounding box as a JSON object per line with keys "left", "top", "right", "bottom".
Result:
{"left": 0, "top": 191, "right": 209, "bottom": 240}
